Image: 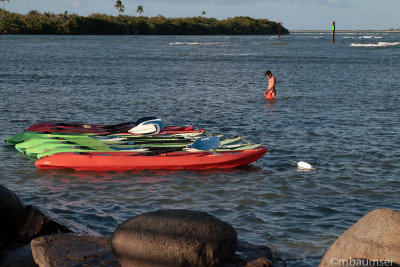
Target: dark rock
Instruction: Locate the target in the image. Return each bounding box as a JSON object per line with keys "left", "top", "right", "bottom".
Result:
{"left": 31, "top": 234, "right": 120, "bottom": 267}
{"left": 16, "top": 205, "right": 72, "bottom": 242}
{"left": 112, "top": 209, "right": 237, "bottom": 267}
{"left": 245, "top": 257, "right": 273, "bottom": 267}
{"left": 237, "top": 241, "right": 273, "bottom": 263}
{"left": 225, "top": 241, "right": 274, "bottom": 267}
{"left": 319, "top": 208, "right": 400, "bottom": 266}
{"left": 0, "top": 185, "right": 25, "bottom": 248}
{"left": 0, "top": 243, "right": 37, "bottom": 267}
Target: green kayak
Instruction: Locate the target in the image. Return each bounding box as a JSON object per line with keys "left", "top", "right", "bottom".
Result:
{"left": 15, "top": 135, "right": 207, "bottom": 152}
{"left": 5, "top": 131, "right": 94, "bottom": 145}
{"left": 25, "top": 141, "right": 195, "bottom": 157}
{"left": 35, "top": 137, "right": 246, "bottom": 159}
{"left": 6, "top": 131, "right": 205, "bottom": 145}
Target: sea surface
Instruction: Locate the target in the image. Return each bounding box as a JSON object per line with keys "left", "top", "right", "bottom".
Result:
{"left": 0, "top": 32, "right": 399, "bottom": 266}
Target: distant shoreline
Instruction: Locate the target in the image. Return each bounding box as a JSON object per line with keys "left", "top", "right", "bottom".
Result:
{"left": 0, "top": 10, "right": 289, "bottom": 35}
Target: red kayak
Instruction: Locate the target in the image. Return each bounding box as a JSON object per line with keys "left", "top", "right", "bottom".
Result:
{"left": 26, "top": 123, "right": 198, "bottom": 134}
{"left": 26, "top": 122, "right": 105, "bottom": 131}
{"left": 26, "top": 118, "right": 155, "bottom": 132}
{"left": 35, "top": 147, "right": 267, "bottom": 171}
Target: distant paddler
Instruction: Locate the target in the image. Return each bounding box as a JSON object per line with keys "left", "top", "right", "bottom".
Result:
{"left": 264, "top": 70, "right": 276, "bottom": 101}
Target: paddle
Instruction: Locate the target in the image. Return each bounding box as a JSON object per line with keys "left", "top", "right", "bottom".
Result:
{"left": 125, "top": 136, "right": 221, "bottom": 156}
{"left": 187, "top": 136, "right": 220, "bottom": 150}
{"left": 127, "top": 119, "right": 164, "bottom": 134}
{"left": 105, "top": 116, "right": 159, "bottom": 133}
{"left": 105, "top": 116, "right": 158, "bottom": 131}
{"left": 88, "top": 135, "right": 194, "bottom": 142}
{"left": 133, "top": 116, "right": 159, "bottom": 126}
{"left": 149, "top": 136, "right": 220, "bottom": 155}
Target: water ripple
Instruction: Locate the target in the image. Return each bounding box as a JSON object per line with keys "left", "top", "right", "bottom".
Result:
{"left": 1, "top": 33, "right": 400, "bottom": 266}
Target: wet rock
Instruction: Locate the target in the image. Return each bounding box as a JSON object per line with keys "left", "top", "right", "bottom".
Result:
{"left": 17, "top": 205, "right": 72, "bottom": 242}
{"left": 225, "top": 241, "right": 274, "bottom": 267}
{"left": 0, "top": 243, "right": 37, "bottom": 267}
{"left": 245, "top": 257, "right": 273, "bottom": 267}
{"left": 0, "top": 185, "right": 25, "bottom": 247}
{"left": 112, "top": 209, "right": 237, "bottom": 267}
{"left": 31, "top": 234, "right": 120, "bottom": 267}
{"left": 319, "top": 208, "right": 400, "bottom": 266}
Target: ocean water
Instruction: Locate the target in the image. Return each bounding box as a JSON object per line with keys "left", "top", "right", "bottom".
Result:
{"left": 0, "top": 32, "right": 399, "bottom": 266}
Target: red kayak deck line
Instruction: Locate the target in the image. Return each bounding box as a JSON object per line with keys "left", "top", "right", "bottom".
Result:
{"left": 35, "top": 147, "right": 267, "bottom": 171}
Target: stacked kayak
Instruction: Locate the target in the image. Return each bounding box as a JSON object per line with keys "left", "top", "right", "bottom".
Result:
{"left": 35, "top": 148, "right": 267, "bottom": 171}
{"left": 5, "top": 117, "right": 267, "bottom": 171}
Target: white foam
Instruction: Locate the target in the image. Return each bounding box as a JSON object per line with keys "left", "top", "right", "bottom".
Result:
{"left": 169, "top": 42, "right": 224, "bottom": 45}
{"left": 350, "top": 42, "right": 400, "bottom": 47}
{"left": 359, "top": 36, "right": 383, "bottom": 39}
{"left": 345, "top": 36, "right": 382, "bottom": 39}
{"left": 224, "top": 53, "right": 253, "bottom": 56}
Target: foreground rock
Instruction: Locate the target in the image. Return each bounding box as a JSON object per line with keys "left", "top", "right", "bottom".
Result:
{"left": 17, "top": 205, "right": 72, "bottom": 243}
{"left": 31, "top": 234, "right": 120, "bottom": 267}
{"left": 319, "top": 208, "right": 400, "bottom": 266}
{"left": 2, "top": 184, "right": 276, "bottom": 266}
{"left": 227, "top": 241, "right": 274, "bottom": 267}
{"left": 0, "top": 185, "right": 25, "bottom": 247}
{"left": 0, "top": 243, "right": 37, "bottom": 267}
{"left": 112, "top": 209, "right": 237, "bottom": 267}
{"left": 1, "top": 184, "right": 101, "bottom": 266}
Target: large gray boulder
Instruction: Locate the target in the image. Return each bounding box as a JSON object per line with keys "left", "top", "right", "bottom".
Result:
{"left": 319, "top": 208, "right": 400, "bottom": 267}
{"left": 31, "top": 234, "right": 120, "bottom": 267}
{"left": 112, "top": 209, "right": 237, "bottom": 267}
{"left": 0, "top": 185, "right": 25, "bottom": 247}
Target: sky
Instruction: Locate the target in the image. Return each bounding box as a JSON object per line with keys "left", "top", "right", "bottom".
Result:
{"left": 2, "top": 0, "right": 400, "bottom": 30}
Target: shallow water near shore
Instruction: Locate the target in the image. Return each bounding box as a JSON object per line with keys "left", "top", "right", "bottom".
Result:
{"left": 1, "top": 32, "right": 400, "bottom": 266}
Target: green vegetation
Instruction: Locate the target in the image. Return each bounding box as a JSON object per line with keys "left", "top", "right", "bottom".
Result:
{"left": 0, "top": 9, "right": 289, "bottom": 35}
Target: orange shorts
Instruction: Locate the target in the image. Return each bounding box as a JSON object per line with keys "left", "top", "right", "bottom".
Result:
{"left": 265, "top": 90, "right": 276, "bottom": 101}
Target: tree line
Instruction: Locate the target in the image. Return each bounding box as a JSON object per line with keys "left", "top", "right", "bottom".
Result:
{"left": 0, "top": 9, "right": 289, "bottom": 35}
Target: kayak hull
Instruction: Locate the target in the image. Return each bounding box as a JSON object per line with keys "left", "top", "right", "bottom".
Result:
{"left": 35, "top": 146, "right": 267, "bottom": 171}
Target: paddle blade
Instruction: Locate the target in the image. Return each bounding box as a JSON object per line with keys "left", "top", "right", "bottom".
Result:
{"left": 188, "top": 136, "right": 220, "bottom": 151}
{"left": 128, "top": 124, "right": 158, "bottom": 134}
{"left": 134, "top": 116, "right": 158, "bottom": 126}
{"left": 141, "top": 119, "right": 164, "bottom": 130}
{"left": 128, "top": 119, "right": 164, "bottom": 134}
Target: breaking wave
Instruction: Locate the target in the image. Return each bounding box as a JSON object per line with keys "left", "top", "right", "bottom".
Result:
{"left": 358, "top": 35, "right": 383, "bottom": 39}
{"left": 169, "top": 42, "right": 224, "bottom": 46}
{"left": 343, "top": 36, "right": 383, "bottom": 39}
{"left": 350, "top": 42, "right": 400, "bottom": 47}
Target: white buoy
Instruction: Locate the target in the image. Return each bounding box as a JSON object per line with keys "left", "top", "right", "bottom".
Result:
{"left": 287, "top": 160, "right": 315, "bottom": 170}
{"left": 297, "top": 161, "right": 314, "bottom": 170}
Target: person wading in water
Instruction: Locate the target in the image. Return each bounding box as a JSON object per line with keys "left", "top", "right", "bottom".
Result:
{"left": 264, "top": 70, "right": 276, "bottom": 101}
